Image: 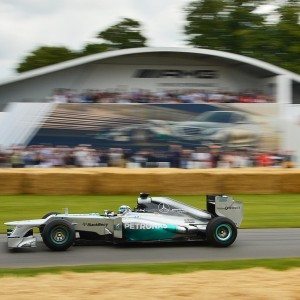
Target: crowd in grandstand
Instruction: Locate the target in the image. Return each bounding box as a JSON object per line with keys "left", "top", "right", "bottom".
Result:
{"left": 0, "top": 145, "right": 294, "bottom": 169}
{"left": 50, "top": 88, "right": 274, "bottom": 104}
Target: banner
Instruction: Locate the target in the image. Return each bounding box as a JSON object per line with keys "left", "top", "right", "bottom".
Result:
{"left": 31, "top": 103, "right": 280, "bottom": 151}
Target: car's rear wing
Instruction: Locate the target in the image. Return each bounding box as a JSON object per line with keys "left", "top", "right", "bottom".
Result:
{"left": 206, "top": 195, "right": 243, "bottom": 227}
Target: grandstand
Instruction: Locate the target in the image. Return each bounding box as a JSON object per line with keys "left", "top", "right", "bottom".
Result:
{"left": 0, "top": 47, "right": 299, "bottom": 106}
{"left": 0, "top": 47, "right": 299, "bottom": 165}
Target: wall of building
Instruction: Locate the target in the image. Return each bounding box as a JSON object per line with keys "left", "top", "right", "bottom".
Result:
{"left": 292, "top": 82, "right": 300, "bottom": 104}
{"left": 0, "top": 52, "right": 274, "bottom": 108}
{"left": 282, "top": 104, "right": 300, "bottom": 166}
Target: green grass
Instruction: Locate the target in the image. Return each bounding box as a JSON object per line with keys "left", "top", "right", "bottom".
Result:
{"left": 1, "top": 258, "right": 300, "bottom": 277}
{"left": 1, "top": 194, "right": 300, "bottom": 232}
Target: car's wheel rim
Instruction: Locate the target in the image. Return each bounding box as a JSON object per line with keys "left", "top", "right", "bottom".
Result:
{"left": 50, "top": 227, "right": 69, "bottom": 244}
{"left": 215, "top": 224, "right": 232, "bottom": 242}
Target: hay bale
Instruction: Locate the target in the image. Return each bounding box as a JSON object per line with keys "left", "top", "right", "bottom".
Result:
{"left": 93, "top": 169, "right": 222, "bottom": 195}
{"left": 0, "top": 168, "right": 299, "bottom": 195}
{"left": 156, "top": 171, "right": 222, "bottom": 195}
{"left": 93, "top": 169, "right": 161, "bottom": 194}
{"left": 24, "top": 169, "right": 95, "bottom": 195}
{"left": 0, "top": 170, "right": 24, "bottom": 195}
{"left": 279, "top": 171, "right": 300, "bottom": 193}
{"left": 218, "top": 171, "right": 281, "bottom": 194}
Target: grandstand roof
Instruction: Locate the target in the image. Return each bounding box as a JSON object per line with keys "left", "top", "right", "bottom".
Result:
{"left": 1, "top": 47, "right": 300, "bottom": 86}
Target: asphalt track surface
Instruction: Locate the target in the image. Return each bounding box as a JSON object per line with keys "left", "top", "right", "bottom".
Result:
{"left": 0, "top": 229, "right": 299, "bottom": 268}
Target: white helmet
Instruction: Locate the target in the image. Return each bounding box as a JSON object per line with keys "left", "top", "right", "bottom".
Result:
{"left": 118, "top": 205, "right": 131, "bottom": 214}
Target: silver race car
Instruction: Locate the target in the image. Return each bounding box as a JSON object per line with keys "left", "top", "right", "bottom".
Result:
{"left": 5, "top": 193, "right": 243, "bottom": 251}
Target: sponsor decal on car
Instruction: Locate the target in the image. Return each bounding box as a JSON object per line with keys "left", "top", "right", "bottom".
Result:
{"left": 218, "top": 197, "right": 229, "bottom": 202}
{"left": 158, "top": 203, "right": 170, "bottom": 213}
{"left": 218, "top": 205, "right": 242, "bottom": 210}
{"left": 114, "top": 223, "right": 122, "bottom": 230}
{"left": 171, "top": 208, "right": 185, "bottom": 213}
{"left": 184, "top": 218, "right": 195, "bottom": 223}
{"left": 124, "top": 223, "right": 168, "bottom": 230}
{"left": 82, "top": 222, "right": 107, "bottom": 227}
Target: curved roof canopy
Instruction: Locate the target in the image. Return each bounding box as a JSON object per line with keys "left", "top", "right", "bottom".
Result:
{"left": 1, "top": 47, "right": 300, "bottom": 86}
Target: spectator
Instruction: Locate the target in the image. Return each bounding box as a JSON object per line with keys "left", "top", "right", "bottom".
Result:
{"left": 0, "top": 144, "right": 294, "bottom": 169}
{"left": 168, "top": 145, "right": 182, "bottom": 168}
{"left": 108, "top": 148, "right": 124, "bottom": 167}
{"left": 0, "top": 150, "right": 8, "bottom": 167}
{"left": 282, "top": 151, "right": 295, "bottom": 168}
{"left": 192, "top": 147, "right": 211, "bottom": 168}
{"left": 256, "top": 152, "right": 272, "bottom": 167}
{"left": 210, "top": 145, "right": 221, "bottom": 168}
{"left": 48, "top": 88, "right": 275, "bottom": 104}
{"left": 10, "top": 150, "right": 24, "bottom": 168}
{"left": 65, "top": 150, "right": 76, "bottom": 167}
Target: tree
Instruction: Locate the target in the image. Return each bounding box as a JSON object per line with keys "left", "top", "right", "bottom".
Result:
{"left": 185, "top": 0, "right": 229, "bottom": 51}
{"left": 80, "top": 43, "right": 109, "bottom": 56}
{"left": 184, "top": 0, "right": 300, "bottom": 73}
{"left": 242, "top": 0, "right": 300, "bottom": 73}
{"left": 185, "top": 0, "right": 264, "bottom": 53}
{"left": 16, "top": 46, "right": 79, "bottom": 73}
{"left": 224, "top": 0, "right": 265, "bottom": 55}
{"left": 274, "top": 0, "right": 300, "bottom": 73}
{"left": 97, "top": 18, "right": 147, "bottom": 49}
{"left": 16, "top": 18, "right": 148, "bottom": 73}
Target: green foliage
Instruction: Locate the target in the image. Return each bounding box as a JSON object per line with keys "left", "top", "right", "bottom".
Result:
{"left": 185, "top": 0, "right": 300, "bottom": 74}
{"left": 185, "top": 0, "right": 264, "bottom": 53}
{"left": 273, "top": 0, "right": 300, "bottom": 73}
{"left": 185, "top": 0, "right": 228, "bottom": 51}
{"left": 16, "top": 46, "right": 79, "bottom": 73}
{"left": 80, "top": 43, "right": 109, "bottom": 56}
{"left": 16, "top": 17, "right": 147, "bottom": 73}
{"left": 1, "top": 194, "right": 300, "bottom": 233}
{"left": 97, "top": 17, "right": 147, "bottom": 49}
{"left": 13, "top": 3, "right": 300, "bottom": 74}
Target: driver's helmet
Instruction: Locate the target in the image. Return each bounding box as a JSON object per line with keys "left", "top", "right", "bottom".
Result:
{"left": 118, "top": 205, "right": 131, "bottom": 214}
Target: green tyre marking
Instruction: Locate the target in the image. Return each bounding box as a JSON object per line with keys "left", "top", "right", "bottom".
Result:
{"left": 214, "top": 224, "right": 233, "bottom": 242}
{"left": 50, "top": 226, "right": 70, "bottom": 245}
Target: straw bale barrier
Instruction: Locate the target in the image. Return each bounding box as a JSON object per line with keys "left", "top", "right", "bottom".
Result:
{"left": 0, "top": 168, "right": 299, "bottom": 195}
{"left": 0, "top": 170, "right": 24, "bottom": 195}
{"left": 24, "top": 169, "right": 96, "bottom": 195}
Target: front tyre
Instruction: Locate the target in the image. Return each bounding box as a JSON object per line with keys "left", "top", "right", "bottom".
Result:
{"left": 42, "top": 219, "right": 75, "bottom": 251}
{"left": 206, "top": 217, "right": 237, "bottom": 247}
{"left": 39, "top": 212, "right": 60, "bottom": 234}
{"left": 41, "top": 212, "right": 59, "bottom": 219}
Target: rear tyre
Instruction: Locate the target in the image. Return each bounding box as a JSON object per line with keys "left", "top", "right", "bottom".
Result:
{"left": 206, "top": 217, "right": 237, "bottom": 247}
{"left": 42, "top": 219, "right": 75, "bottom": 251}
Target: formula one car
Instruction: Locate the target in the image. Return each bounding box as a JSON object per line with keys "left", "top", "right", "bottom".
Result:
{"left": 5, "top": 193, "right": 243, "bottom": 251}
{"left": 98, "top": 110, "right": 260, "bottom": 147}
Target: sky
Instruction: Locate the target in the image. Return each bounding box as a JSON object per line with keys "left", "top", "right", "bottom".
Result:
{"left": 0, "top": 0, "right": 278, "bottom": 81}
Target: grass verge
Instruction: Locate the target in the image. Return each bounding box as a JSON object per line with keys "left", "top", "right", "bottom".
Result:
{"left": 1, "top": 194, "right": 300, "bottom": 232}
{"left": 1, "top": 258, "right": 300, "bottom": 277}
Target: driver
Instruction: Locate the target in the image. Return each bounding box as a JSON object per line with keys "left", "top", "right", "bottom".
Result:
{"left": 118, "top": 205, "right": 131, "bottom": 214}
